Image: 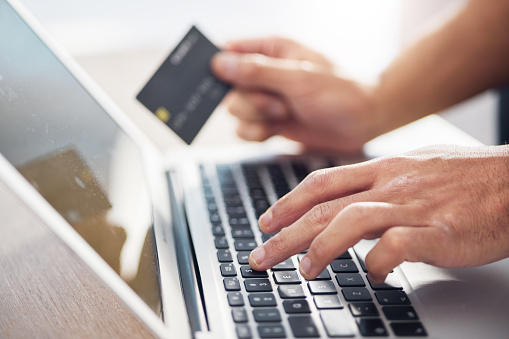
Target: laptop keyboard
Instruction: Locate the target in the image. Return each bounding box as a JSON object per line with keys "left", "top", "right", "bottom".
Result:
{"left": 200, "top": 159, "right": 427, "bottom": 338}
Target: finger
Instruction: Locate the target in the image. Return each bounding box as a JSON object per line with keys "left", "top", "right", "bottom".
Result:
{"left": 211, "top": 51, "right": 322, "bottom": 95}
{"left": 251, "top": 190, "right": 380, "bottom": 270}
{"left": 299, "top": 202, "right": 424, "bottom": 280}
{"left": 259, "top": 162, "right": 379, "bottom": 233}
{"left": 228, "top": 90, "right": 289, "bottom": 121}
{"left": 236, "top": 120, "right": 279, "bottom": 142}
{"left": 365, "top": 226, "right": 446, "bottom": 284}
{"left": 250, "top": 197, "right": 351, "bottom": 270}
{"left": 221, "top": 37, "right": 289, "bottom": 57}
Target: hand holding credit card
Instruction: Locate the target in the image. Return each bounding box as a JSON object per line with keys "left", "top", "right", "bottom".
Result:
{"left": 137, "top": 26, "right": 231, "bottom": 144}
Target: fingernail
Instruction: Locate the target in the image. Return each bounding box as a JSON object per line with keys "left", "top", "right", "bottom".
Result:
{"left": 250, "top": 246, "right": 265, "bottom": 266}
{"left": 213, "top": 52, "right": 239, "bottom": 79}
{"left": 299, "top": 256, "right": 312, "bottom": 278}
{"left": 259, "top": 209, "right": 273, "bottom": 231}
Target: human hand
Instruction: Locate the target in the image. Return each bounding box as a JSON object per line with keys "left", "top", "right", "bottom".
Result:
{"left": 211, "top": 37, "right": 382, "bottom": 154}
{"left": 247, "top": 144, "right": 509, "bottom": 284}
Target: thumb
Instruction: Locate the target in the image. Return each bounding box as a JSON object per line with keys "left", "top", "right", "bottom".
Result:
{"left": 211, "top": 51, "right": 316, "bottom": 95}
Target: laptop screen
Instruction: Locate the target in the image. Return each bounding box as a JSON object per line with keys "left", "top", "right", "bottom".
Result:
{"left": 0, "top": 0, "right": 162, "bottom": 315}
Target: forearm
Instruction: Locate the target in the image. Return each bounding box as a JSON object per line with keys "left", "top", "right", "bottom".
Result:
{"left": 373, "top": 0, "right": 509, "bottom": 134}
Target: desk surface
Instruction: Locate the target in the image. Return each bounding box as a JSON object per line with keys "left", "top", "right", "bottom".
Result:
{"left": 0, "top": 49, "right": 484, "bottom": 338}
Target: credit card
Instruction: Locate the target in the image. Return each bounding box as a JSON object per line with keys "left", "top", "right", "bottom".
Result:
{"left": 136, "top": 26, "right": 231, "bottom": 144}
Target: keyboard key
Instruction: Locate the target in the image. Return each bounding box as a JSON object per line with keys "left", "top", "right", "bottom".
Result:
{"left": 349, "top": 302, "right": 379, "bottom": 317}
{"left": 336, "top": 273, "right": 365, "bottom": 287}
{"left": 356, "top": 318, "right": 388, "bottom": 337}
{"left": 312, "top": 269, "right": 331, "bottom": 280}
{"left": 232, "top": 227, "right": 255, "bottom": 238}
{"left": 390, "top": 322, "right": 427, "bottom": 337}
{"left": 209, "top": 212, "right": 221, "bottom": 224}
{"left": 224, "top": 277, "right": 241, "bottom": 291}
{"left": 336, "top": 251, "right": 352, "bottom": 259}
{"left": 257, "top": 324, "right": 286, "bottom": 338}
{"left": 273, "top": 271, "right": 301, "bottom": 284}
{"left": 236, "top": 324, "right": 252, "bottom": 339}
{"left": 320, "top": 309, "right": 355, "bottom": 337}
{"left": 314, "top": 295, "right": 343, "bottom": 309}
{"left": 235, "top": 239, "right": 258, "bottom": 251}
{"left": 212, "top": 225, "right": 225, "bottom": 236}
{"left": 342, "top": 287, "right": 372, "bottom": 301}
{"left": 237, "top": 251, "right": 250, "bottom": 265}
{"left": 244, "top": 279, "right": 273, "bottom": 292}
{"left": 277, "top": 285, "right": 305, "bottom": 299}
{"left": 382, "top": 306, "right": 419, "bottom": 320}
{"left": 249, "top": 293, "right": 277, "bottom": 307}
{"left": 220, "top": 263, "right": 237, "bottom": 277}
{"left": 288, "top": 316, "right": 319, "bottom": 338}
{"left": 253, "top": 308, "right": 281, "bottom": 322}
{"left": 367, "top": 273, "right": 403, "bottom": 290}
{"left": 228, "top": 292, "right": 244, "bottom": 306}
{"left": 232, "top": 308, "right": 248, "bottom": 323}
{"left": 230, "top": 217, "right": 250, "bottom": 227}
{"left": 330, "top": 259, "right": 359, "bottom": 273}
{"left": 283, "top": 300, "right": 311, "bottom": 314}
{"left": 241, "top": 266, "right": 269, "bottom": 278}
{"left": 217, "top": 249, "right": 233, "bottom": 262}
{"left": 375, "top": 291, "right": 411, "bottom": 305}
{"left": 308, "top": 280, "right": 337, "bottom": 294}
{"left": 214, "top": 237, "right": 229, "bottom": 249}
{"left": 271, "top": 258, "right": 296, "bottom": 271}
{"left": 262, "top": 232, "right": 276, "bottom": 243}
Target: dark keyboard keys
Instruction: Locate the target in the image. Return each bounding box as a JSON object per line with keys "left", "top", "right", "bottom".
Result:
{"left": 214, "top": 237, "right": 229, "bottom": 249}
{"left": 241, "top": 266, "right": 268, "bottom": 278}
{"left": 336, "top": 251, "right": 352, "bottom": 260}
{"left": 356, "top": 318, "right": 388, "bottom": 336}
{"left": 237, "top": 251, "right": 250, "bottom": 265}
{"left": 283, "top": 300, "right": 311, "bottom": 314}
{"left": 314, "top": 295, "right": 343, "bottom": 309}
{"left": 288, "top": 316, "right": 319, "bottom": 338}
{"left": 253, "top": 308, "right": 281, "bottom": 322}
{"left": 212, "top": 225, "right": 225, "bottom": 236}
{"left": 217, "top": 249, "right": 233, "bottom": 262}
{"left": 330, "top": 259, "right": 359, "bottom": 273}
{"left": 244, "top": 279, "right": 273, "bottom": 292}
{"left": 232, "top": 308, "right": 248, "bottom": 323}
{"left": 257, "top": 324, "right": 286, "bottom": 338}
{"left": 220, "top": 263, "right": 237, "bottom": 277}
{"left": 312, "top": 269, "right": 331, "bottom": 280}
{"left": 308, "top": 280, "right": 337, "bottom": 294}
{"left": 224, "top": 277, "right": 241, "bottom": 291}
{"left": 382, "top": 306, "right": 419, "bottom": 320}
{"left": 336, "top": 273, "right": 365, "bottom": 287}
{"left": 249, "top": 293, "right": 277, "bottom": 307}
{"left": 367, "top": 273, "right": 403, "bottom": 290}
{"left": 236, "top": 324, "right": 252, "bottom": 339}
{"left": 375, "top": 290, "right": 411, "bottom": 305}
{"left": 232, "top": 227, "right": 255, "bottom": 238}
{"left": 320, "top": 309, "right": 355, "bottom": 337}
{"left": 273, "top": 271, "right": 301, "bottom": 284}
{"left": 271, "top": 258, "right": 296, "bottom": 271}
{"left": 228, "top": 292, "right": 245, "bottom": 306}
{"left": 235, "top": 239, "right": 258, "bottom": 251}
{"left": 390, "top": 322, "right": 427, "bottom": 337}
{"left": 349, "top": 302, "right": 379, "bottom": 317}
{"left": 342, "top": 287, "right": 372, "bottom": 301}
{"left": 277, "top": 285, "right": 305, "bottom": 299}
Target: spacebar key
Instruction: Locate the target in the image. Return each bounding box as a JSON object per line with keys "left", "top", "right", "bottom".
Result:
{"left": 320, "top": 310, "right": 355, "bottom": 337}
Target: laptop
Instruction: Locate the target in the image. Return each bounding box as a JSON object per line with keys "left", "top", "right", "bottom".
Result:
{"left": 2, "top": 0, "right": 509, "bottom": 338}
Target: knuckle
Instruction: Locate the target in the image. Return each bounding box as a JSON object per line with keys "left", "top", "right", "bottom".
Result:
{"left": 382, "top": 227, "right": 411, "bottom": 256}
{"left": 306, "top": 203, "right": 334, "bottom": 231}
{"left": 303, "top": 169, "right": 333, "bottom": 195}
{"left": 267, "top": 231, "right": 289, "bottom": 257}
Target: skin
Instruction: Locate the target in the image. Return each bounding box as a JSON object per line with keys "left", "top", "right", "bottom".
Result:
{"left": 210, "top": 0, "right": 509, "bottom": 283}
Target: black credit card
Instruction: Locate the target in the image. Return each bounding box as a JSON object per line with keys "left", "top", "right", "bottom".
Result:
{"left": 136, "top": 26, "right": 231, "bottom": 144}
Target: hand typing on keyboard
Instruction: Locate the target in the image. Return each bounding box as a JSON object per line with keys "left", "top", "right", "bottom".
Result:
{"left": 249, "top": 144, "right": 509, "bottom": 284}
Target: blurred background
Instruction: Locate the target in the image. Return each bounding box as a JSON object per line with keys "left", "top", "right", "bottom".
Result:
{"left": 19, "top": 0, "right": 497, "bottom": 150}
